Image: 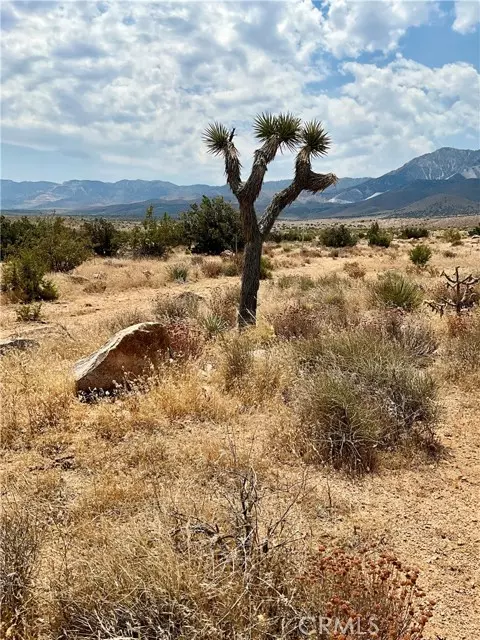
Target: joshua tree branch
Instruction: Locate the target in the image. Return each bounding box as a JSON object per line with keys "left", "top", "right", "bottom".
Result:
{"left": 224, "top": 141, "right": 243, "bottom": 197}
{"left": 239, "top": 136, "right": 280, "bottom": 204}
{"left": 258, "top": 149, "right": 337, "bottom": 238}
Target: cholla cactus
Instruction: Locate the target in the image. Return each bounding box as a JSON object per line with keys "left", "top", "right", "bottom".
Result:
{"left": 426, "top": 267, "right": 480, "bottom": 315}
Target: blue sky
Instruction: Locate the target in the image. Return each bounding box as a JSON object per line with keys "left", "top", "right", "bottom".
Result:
{"left": 1, "top": 0, "right": 479, "bottom": 184}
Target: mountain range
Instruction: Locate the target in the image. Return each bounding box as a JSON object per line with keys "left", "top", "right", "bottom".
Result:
{"left": 1, "top": 147, "right": 479, "bottom": 219}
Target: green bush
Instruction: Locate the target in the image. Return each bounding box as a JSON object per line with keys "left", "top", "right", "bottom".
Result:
{"left": 2, "top": 250, "right": 58, "bottom": 302}
{"left": 181, "top": 196, "right": 243, "bottom": 255}
{"left": 319, "top": 225, "right": 357, "bottom": 248}
{"left": 16, "top": 302, "right": 43, "bottom": 322}
{"left": 409, "top": 244, "right": 432, "bottom": 267}
{"left": 443, "top": 228, "right": 462, "bottom": 245}
{"left": 371, "top": 271, "right": 423, "bottom": 311}
{"left": 166, "top": 263, "right": 189, "bottom": 283}
{"left": 133, "top": 206, "right": 182, "bottom": 257}
{"left": 1, "top": 216, "right": 90, "bottom": 272}
{"left": 399, "top": 226, "right": 429, "bottom": 239}
{"left": 468, "top": 225, "right": 480, "bottom": 237}
{"left": 82, "top": 218, "right": 122, "bottom": 257}
{"left": 366, "top": 221, "right": 392, "bottom": 248}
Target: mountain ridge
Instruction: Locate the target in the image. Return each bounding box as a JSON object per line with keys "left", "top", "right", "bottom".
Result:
{"left": 1, "top": 147, "right": 479, "bottom": 219}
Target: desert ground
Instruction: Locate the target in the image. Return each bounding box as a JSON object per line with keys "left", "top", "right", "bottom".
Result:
{"left": 1, "top": 219, "right": 479, "bottom": 639}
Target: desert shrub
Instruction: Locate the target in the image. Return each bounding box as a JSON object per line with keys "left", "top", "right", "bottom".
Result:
{"left": 209, "top": 285, "right": 241, "bottom": 327}
{"left": 1, "top": 215, "right": 38, "bottom": 260}
{"left": 297, "top": 370, "right": 381, "bottom": 472}
{"left": 259, "top": 255, "right": 273, "bottom": 280}
{"left": 400, "top": 226, "right": 429, "bottom": 239}
{"left": 166, "top": 263, "right": 189, "bottom": 283}
{"left": 2, "top": 250, "right": 58, "bottom": 302}
{"left": 202, "top": 313, "right": 228, "bottom": 339}
{"left": 444, "top": 312, "right": 480, "bottom": 382}
{"left": 0, "top": 507, "right": 43, "bottom": 638}
{"left": 343, "top": 261, "right": 366, "bottom": 279}
{"left": 269, "top": 302, "right": 318, "bottom": 340}
{"left": 409, "top": 244, "right": 432, "bottom": 268}
{"left": 268, "top": 226, "right": 317, "bottom": 242}
{"left": 371, "top": 272, "right": 423, "bottom": 311}
{"left": 1, "top": 216, "right": 90, "bottom": 271}
{"left": 442, "top": 228, "right": 462, "bottom": 245}
{"left": 181, "top": 196, "right": 243, "bottom": 255}
{"left": 468, "top": 224, "right": 480, "bottom": 237}
{"left": 201, "top": 259, "right": 223, "bottom": 278}
{"left": 220, "top": 333, "right": 254, "bottom": 389}
{"left": 132, "top": 206, "right": 182, "bottom": 257}
{"left": 443, "top": 249, "right": 456, "bottom": 258}
{"left": 277, "top": 274, "right": 316, "bottom": 290}
{"left": 366, "top": 221, "right": 392, "bottom": 248}
{"left": 106, "top": 309, "right": 151, "bottom": 333}
{"left": 35, "top": 217, "right": 91, "bottom": 272}
{"left": 328, "top": 249, "right": 339, "bottom": 258}
{"left": 16, "top": 302, "right": 43, "bottom": 322}
{"left": 82, "top": 218, "right": 122, "bottom": 257}
{"left": 295, "top": 328, "right": 438, "bottom": 470}
{"left": 221, "top": 258, "right": 242, "bottom": 277}
{"left": 153, "top": 292, "right": 201, "bottom": 322}
{"left": 319, "top": 225, "right": 357, "bottom": 248}
{"left": 371, "top": 311, "right": 438, "bottom": 362}
{"left": 301, "top": 546, "right": 434, "bottom": 639}
{"left": 164, "top": 321, "right": 205, "bottom": 360}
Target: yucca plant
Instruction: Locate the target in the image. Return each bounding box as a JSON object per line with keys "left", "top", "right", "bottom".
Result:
{"left": 203, "top": 113, "right": 337, "bottom": 326}
{"left": 371, "top": 271, "right": 423, "bottom": 311}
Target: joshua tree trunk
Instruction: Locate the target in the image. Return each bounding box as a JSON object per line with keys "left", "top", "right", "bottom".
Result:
{"left": 238, "top": 232, "right": 262, "bottom": 327}
{"left": 203, "top": 114, "right": 338, "bottom": 327}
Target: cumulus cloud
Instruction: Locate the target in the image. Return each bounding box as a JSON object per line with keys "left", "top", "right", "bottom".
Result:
{"left": 453, "top": 0, "right": 480, "bottom": 33}
{"left": 0, "top": 0, "right": 477, "bottom": 183}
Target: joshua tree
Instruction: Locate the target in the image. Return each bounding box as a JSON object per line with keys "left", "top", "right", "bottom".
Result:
{"left": 203, "top": 113, "right": 337, "bottom": 326}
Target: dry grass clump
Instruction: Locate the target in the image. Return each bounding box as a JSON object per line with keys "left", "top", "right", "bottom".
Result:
{"left": 201, "top": 258, "right": 224, "bottom": 278}
{"left": 219, "top": 332, "right": 254, "bottom": 390}
{"left": 0, "top": 351, "right": 74, "bottom": 448}
{"left": 153, "top": 291, "right": 203, "bottom": 322}
{"left": 208, "top": 285, "right": 241, "bottom": 327}
{"left": 0, "top": 504, "right": 43, "bottom": 639}
{"left": 370, "top": 271, "right": 423, "bottom": 311}
{"left": 106, "top": 308, "right": 152, "bottom": 333}
{"left": 343, "top": 261, "right": 366, "bottom": 279}
{"left": 166, "top": 262, "right": 189, "bottom": 283}
{"left": 366, "top": 310, "right": 438, "bottom": 363}
{"left": 443, "top": 311, "right": 480, "bottom": 385}
{"left": 294, "top": 327, "right": 439, "bottom": 472}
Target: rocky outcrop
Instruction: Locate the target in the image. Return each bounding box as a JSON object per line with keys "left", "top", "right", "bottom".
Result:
{"left": 73, "top": 322, "right": 171, "bottom": 394}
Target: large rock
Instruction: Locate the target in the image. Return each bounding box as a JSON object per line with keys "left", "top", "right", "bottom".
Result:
{"left": 0, "top": 337, "right": 39, "bottom": 355}
{"left": 73, "top": 322, "right": 171, "bottom": 393}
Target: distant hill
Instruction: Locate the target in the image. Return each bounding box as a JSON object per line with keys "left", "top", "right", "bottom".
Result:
{"left": 1, "top": 147, "right": 479, "bottom": 220}
{"left": 0, "top": 176, "right": 369, "bottom": 212}
{"left": 331, "top": 147, "right": 480, "bottom": 203}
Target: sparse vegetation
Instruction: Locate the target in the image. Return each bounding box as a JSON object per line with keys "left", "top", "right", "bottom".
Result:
{"left": 1, "top": 215, "right": 477, "bottom": 640}
{"left": 2, "top": 249, "right": 58, "bottom": 302}
{"left": 367, "top": 221, "right": 392, "bottom": 247}
{"left": 409, "top": 244, "right": 432, "bottom": 267}
{"left": 319, "top": 224, "right": 357, "bottom": 248}
{"left": 400, "top": 226, "right": 429, "bottom": 239}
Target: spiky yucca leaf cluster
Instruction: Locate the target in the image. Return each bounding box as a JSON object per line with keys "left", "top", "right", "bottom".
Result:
{"left": 253, "top": 112, "right": 302, "bottom": 151}
{"left": 300, "top": 119, "right": 331, "bottom": 157}
{"left": 203, "top": 122, "right": 230, "bottom": 156}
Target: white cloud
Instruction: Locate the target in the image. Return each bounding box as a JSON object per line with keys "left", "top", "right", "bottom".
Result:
{"left": 453, "top": 0, "right": 480, "bottom": 33}
{"left": 0, "top": 0, "right": 477, "bottom": 183}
